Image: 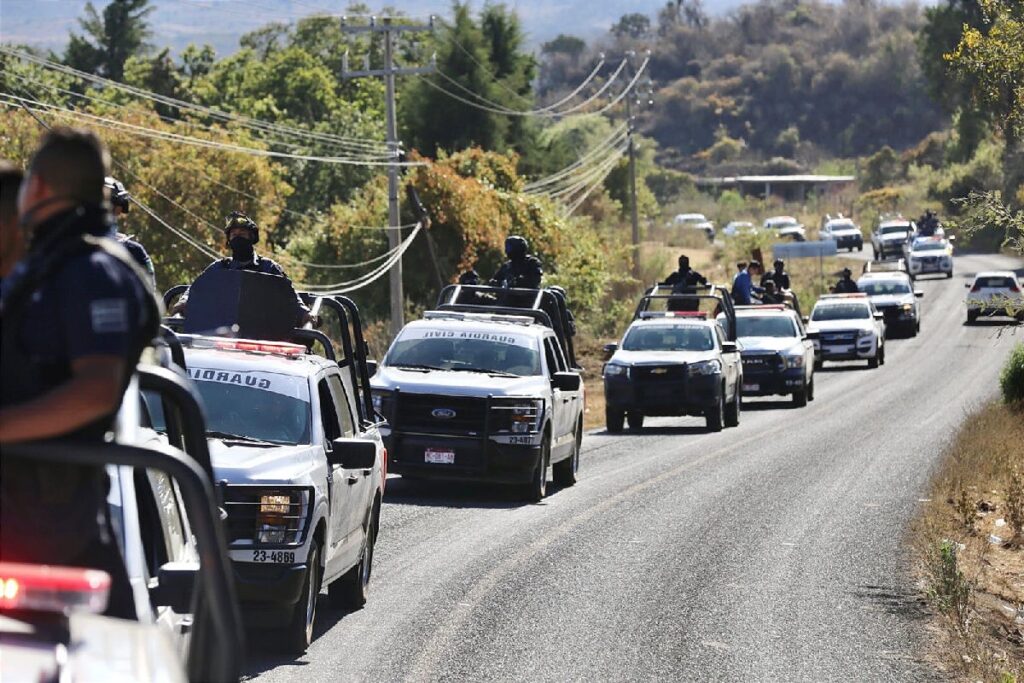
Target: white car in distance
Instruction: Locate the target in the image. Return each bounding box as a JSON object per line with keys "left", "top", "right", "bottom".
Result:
{"left": 965, "top": 271, "right": 1024, "bottom": 323}
{"left": 672, "top": 213, "right": 715, "bottom": 241}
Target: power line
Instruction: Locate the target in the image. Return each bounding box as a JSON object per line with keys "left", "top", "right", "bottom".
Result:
{"left": 524, "top": 122, "right": 630, "bottom": 192}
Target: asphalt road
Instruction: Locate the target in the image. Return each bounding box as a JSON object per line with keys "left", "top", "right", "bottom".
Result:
{"left": 246, "top": 253, "right": 1023, "bottom": 682}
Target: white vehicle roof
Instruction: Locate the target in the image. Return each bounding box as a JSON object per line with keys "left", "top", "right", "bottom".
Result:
{"left": 765, "top": 215, "right": 798, "bottom": 225}
{"left": 972, "top": 270, "right": 1018, "bottom": 280}
{"left": 733, "top": 305, "right": 797, "bottom": 317}
{"left": 628, "top": 316, "right": 718, "bottom": 330}
{"left": 879, "top": 220, "right": 913, "bottom": 228}
{"left": 858, "top": 271, "right": 911, "bottom": 282}
{"left": 675, "top": 213, "right": 707, "bottom": 221}
{"left": 182, "top": 344, "right": 333, "bottom": 378}
{"left": 813, "top": 297, "right": 871, "bottom": 308}
{"left": 825, "top": 219, "right": 857, "bottom": 229}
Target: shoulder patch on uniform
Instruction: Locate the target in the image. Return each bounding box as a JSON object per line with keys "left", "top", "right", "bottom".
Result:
{"left": 90, "top": 298, "right": 129, "bottom": 333}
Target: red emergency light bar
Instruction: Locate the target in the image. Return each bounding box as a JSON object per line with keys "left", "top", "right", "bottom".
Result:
{"left": 214, "top": 339, "right": 305, "bottom": 356}
{"left": 0, "top": 562, "right": 111, "bottom": 615}
{"left": 640, "top": 311, "right": 709, "bottom": 319}
{"left": 821, "top": 293, "right": 868, "bottom": 299}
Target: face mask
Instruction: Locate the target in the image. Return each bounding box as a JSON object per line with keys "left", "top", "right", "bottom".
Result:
{"left": 229, "top": 235, "right": 254, "bottom": 261}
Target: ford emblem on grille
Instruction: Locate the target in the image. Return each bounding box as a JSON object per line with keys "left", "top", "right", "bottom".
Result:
{"left": 431, "top": 408, "right": 457, "bottom": 419}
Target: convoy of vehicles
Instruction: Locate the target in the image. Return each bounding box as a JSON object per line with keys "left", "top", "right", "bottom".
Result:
{"left": 805, "top": 294, "right": 887, "bottom": 369}
{"left": 763, "top": 215, "right": 807, "bottom": 241}
{"left": 856, "top": 271, "right": 924, "bottom": 337}
{"left": 729, "top": 304, "right": 816, "bottom": 407}
{"left": 603, "top": 286, "right": 742, "bottom": 432}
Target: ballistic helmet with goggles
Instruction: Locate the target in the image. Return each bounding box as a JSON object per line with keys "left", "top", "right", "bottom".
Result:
{"left": 224, "top": 211, "right": 259, "bottom": 244}
{"left": 104, "top": 176, "right": 130, "bottom": 213}
{"left": 505, "top": 235, "right": 528, "bottom": 260}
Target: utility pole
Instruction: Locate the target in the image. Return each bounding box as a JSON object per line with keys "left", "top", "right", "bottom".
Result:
{"left": 341, "top": 16, "right": 435, "bottom": 336}
{"left": 624, "top": 51, "right": 652, "bottom": 282}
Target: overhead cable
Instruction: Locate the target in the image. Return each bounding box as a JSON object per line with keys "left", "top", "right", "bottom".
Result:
{"left": 524, "top": 123, "right": 630, "bottom": 192}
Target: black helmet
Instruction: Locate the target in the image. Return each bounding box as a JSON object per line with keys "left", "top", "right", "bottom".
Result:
{"left": 505, "top": 235, "right": 528, "bottom": 260}
{"left": 104, "top": 176, "right": 130, "bottom": 213}
{"left": 842, "top": 267, "right": 852, "bottom": 277}
{"left": 774, "top": 258, "right": 784, "bottom": 268}
{"left": 678, "top": 254, "right": 690, "bottom": 269}
{"left": 224, "top": 211, "right": 259, "bottom": 244}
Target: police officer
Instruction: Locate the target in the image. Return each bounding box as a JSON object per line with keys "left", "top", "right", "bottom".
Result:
{"left": 762, "top": 280, "right": 785, "bottom": 304}
{"left": 918, "top": 209, "right": 939, "bottom": 237}
{"left": 761, "top": 258, "right": 791, "bottom": 291}
{"left": 834, "top": 267, "right": 860, "bottom": 293}
{"left": 663, "top": 254, "right": 708, "bottom": 292}
{"left": 0, "top": 127, "right": 158, "bottom": 619}
{"left": 458, "top": 268, "right": 481, "bottom": 285}
{"left": 104, "top": 176, "right": 155, "bottom": 288}
{"left": 0, "top": 160, "right": 24, "bottom": 289}
{"left": 172, "top": 211, "right": 310, "bottom": 324}
{"left": 490, "top": 235, "right": 543, "bottom": 289}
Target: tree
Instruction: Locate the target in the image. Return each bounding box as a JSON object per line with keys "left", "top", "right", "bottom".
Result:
{"left": 612, "top": 13, "right": 652, "bottom": 40}
{"left": 64, "top": 0, "right": 154, "bottom": 81}
{"left": 541, "top": 35, "right": 586, "bottom": 63}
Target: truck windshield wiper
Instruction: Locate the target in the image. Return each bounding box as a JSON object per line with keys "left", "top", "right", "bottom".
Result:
{"left": 447, "top": 367, "right": 519, "bottom": 378}
{"left": 205, "top": 430, "right": 278, "bottom": 445}
{"left": 391, "top": 363, "right": 443, "bottom": 372}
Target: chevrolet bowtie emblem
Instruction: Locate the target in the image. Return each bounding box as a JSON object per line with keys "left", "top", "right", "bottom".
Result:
{"left": 651, "top": 368, "right": 668, "bottom": 375}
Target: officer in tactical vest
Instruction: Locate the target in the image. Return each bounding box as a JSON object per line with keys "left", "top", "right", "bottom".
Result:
{"left": 171, "top": 211, "right": 310, "bottom": 324}
{"left": 0, "top": 127, "right": 159, "bottom": 619}
{"left": 490, "top": 235, "right": 543, "bottom": 289}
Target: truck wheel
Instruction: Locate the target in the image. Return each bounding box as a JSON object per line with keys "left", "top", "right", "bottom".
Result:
{"left": 792, "top": 386, "right": 808, "bottom": 408}
{"left": 552, "top": 424, "right": 581, "bottom": 488}
{"left": 966, "top": 310, "right": 978, "bottom": 324}
{"left": 813, "top": 358, "right": 823, "bottom": 371}
{"left": 329, "top": 512, "right": 376, "bottom": 610}
{"left": 946, "top": 271, "right": 953, "bottom": 279}
{"left": 605, "top": 407, "right": 624, "bottom": 434}
{"left": 627, "top": 410, "right": 645, "bottom": 431}
{"left": 724, "top": 387, "right": 740, "bottom": 427}
{"left": 868, "top": 353, "right": 879, "bottom": 369}
{"left": 283, "top": 540, "right": 320, "bottom": 654}
{"left": 857, "top": 244, "right": 863, "bottom": 252}
{"left": 523, "top": 437, "right": 549, "bottom": 502}
{"left": 705, "top": 392, "right": 724, "bottom": 432}
{"left": 808, "top": 376, "right": 815, "bottom": 401}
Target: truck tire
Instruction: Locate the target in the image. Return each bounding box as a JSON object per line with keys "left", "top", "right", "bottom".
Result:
{"left": 705, "top": 392, "right": 724, "bottom": 432}
{"left": 868, "top": 352, "right": 879, "bottom": 369}
{"left": 523, "top": 436, "right": 550, "bottom": 502}
{"left": 552, "top": 424, "right": 581, "bottom": 488}
{"left": 627, "top": 410, "right": 645, "bottom": 432}
{"left": 724, "top": 387, "right": 740, "bottom": 427}
{"left": 792, "top": 386, "right": 808, "bottom": 407}
{"left": 606, "top": 407, "right": 624, "bottom": 433}
{"left": 966, "top": 310, "right": 978, "bottom": 324}
{"left": 808, "top": 376, "right": 816, "bottom": 401}
{"left": 283, "top": 540, "right": 320, "bottom": 654}
{"left": 329, "top": 511, "right": 376, "bottom": 610}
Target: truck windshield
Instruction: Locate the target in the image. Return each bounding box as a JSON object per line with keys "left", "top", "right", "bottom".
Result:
{"left": 913, "top": 242, "right": 946, "bottom": 252}
{"left": 880, "top": 225, "right": 910, "bottom": 235}
{"left": 859, "top": 281, "right": 911, "bottom": 295}
{"left": 622, "top": 325, "right": 714, "bottom": 351}
{"left": 385, "top": 328, "right": 541, "bottom": 377}
{"left": 736, "top": 316, "right": 797, "bottom": 338}
{"left": 145, "top": 368, "right": 312, "bottom": 445}
{"left": 811, "top": 304, "right": 871, "bottom": 321}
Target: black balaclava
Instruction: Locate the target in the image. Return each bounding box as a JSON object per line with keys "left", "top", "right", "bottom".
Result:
{"left": 229, "top": 233, "right": 255, "bottom": 262}
{"left": 678, "top": 255, "right": 690, "bottom": 272}
{"left": 505, "top": 236, "right": 527, "bottom": 261}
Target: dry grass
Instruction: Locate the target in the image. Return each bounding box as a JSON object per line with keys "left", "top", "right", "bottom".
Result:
{"left": 913, "top": 401, "right": 1024, "bottom": 682}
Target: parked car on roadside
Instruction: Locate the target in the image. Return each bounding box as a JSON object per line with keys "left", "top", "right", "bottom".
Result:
{"left": 672, "top": 213, "right": 716, "bottom": 241}
{"left": 763, "top": 215, "right": 807, "bottom": 242}
{"left": 820, "top": 216, "right": 864, "bottom": 251}
{"left": 722, "top": 220, "right": 756, "bottom": 238}
{"left": 871, "top": 218, "right": 915, "bottom": 260}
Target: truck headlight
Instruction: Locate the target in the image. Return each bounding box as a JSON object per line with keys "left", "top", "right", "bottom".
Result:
{"left": 688, "top": 359, "right": 722, "bottom": 376}
{"left": 857, "top": 329, "right": 874, "bottom": 339}
{"left": 371, "top": 389, "right": 393, "bottom": 417}
{"left": 491, "top": 399, "right": 543, "bottom": 434}
{"left": 255, "top": 490, "right": 309, "bottom": 545}
{"left": 783, "top": 354, "right": 805, "bottom": 369}
{"left": 604, "top": 363, "right": 629, "bottom": 378}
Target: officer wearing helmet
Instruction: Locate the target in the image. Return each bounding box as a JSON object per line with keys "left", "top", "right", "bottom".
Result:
{"left": 490, "top": 235, "right": 542, "bottom": 289}
{"left": 104, "top": 176, "right": 155, "bottom": 288}
{"left": 917, "top": 209, "right": 939, "bottom": 237}
{"left": 171, "top": 211, "right": 309, "bottom": 323}
{"left": 761, "top": 258, "right": 791, "bottom": 291}
{"left": 833, "top": 267, "right": 859, "bottom": 294}
{"left": 662, "top": 254, "right": 708, "bottom": 292}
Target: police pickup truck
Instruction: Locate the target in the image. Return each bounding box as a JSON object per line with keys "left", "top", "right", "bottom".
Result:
{"left": 805, "top": 293, "right": 886, "bottom": 368}
{"left": 603, "top": 285, "right": 742, "bottom": 432}
{"left": 163, "top": 269, "right": 385, "bottom": 654}
{"left": 729, "top": 304, "right": 816, "bottom": 407}
{"left": 371, "top": 285, "right": 584, "bottom": 502}
{"left": 871, "top": 218, "right": 914, "bottom": 260}
{"left": 857, "top": 271, "right": 924, "bottom": 337}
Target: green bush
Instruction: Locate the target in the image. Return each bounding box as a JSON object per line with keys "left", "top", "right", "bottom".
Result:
{"left": 1000, "top": 343, "right": 1024, "bottom": 405}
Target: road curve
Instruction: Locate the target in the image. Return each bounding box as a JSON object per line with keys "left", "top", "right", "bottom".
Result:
{"left": 246, "top": 252, "right": 1023, "bottom": 682}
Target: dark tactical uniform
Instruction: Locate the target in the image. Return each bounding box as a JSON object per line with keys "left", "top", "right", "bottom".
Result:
{"left": 117, "top": 233, "right": 156, "bottom": 288}
{"left": 834, "top": 274, "right": 860, "bottom": 294}
{"left": 761, "top": 269, "right": 791, "bottom": 291}
{"left": 0, "top": 204, "right": 157, "bottom": 619}
{"left": 490, "top": 256, "right": 543, "bottom": 289}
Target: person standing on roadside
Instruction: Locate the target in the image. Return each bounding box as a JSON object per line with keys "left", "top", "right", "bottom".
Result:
{"left": 0, "top": 127, "right": 159, "bottom": 619}
{"left": 0, "top": 161, "right": 25, "bottom": 290}
{"left": 731, "top": 261, "right": 762, "bottom": 305}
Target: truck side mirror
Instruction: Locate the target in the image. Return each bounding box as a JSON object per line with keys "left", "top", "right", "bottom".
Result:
{"left": 329, "top": 437, "right": 377, "bottom": 469}
{"left": 914, "top": 290, "right": 924, "bottom": 298}
{"left": 602, "top": 343, "right": 618, "bottom": 360}
{"left": 365, "top": 359, "right": 378, "bottom": 377}
{"left": 551, "top": 372, "right": 581, "bottom": 392}
{"left": 804, "top": 330, "right": 820, "bottom": 340}
{"left": 151, "top": 561, "right": 198, "bottom": 613}
{"left": 720, "top": 341, "right": 739, "bottom": 354}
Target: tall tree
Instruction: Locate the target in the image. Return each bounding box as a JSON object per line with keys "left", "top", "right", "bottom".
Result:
{"left": 64, "top": 0, "right": 154, "bottom": 82}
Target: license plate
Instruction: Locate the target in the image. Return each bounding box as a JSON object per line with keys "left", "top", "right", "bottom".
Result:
{"left": 425, "top": 448, "right": 455, "bottom": 464}
{"left": 825, "top": 345, "right": 852, "bottom": 354}
{"left": 251, "top": 550, "right": 295, "bottom": 564}
{"left": 742, "top": 383, "right": 759, "bottom": 392}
